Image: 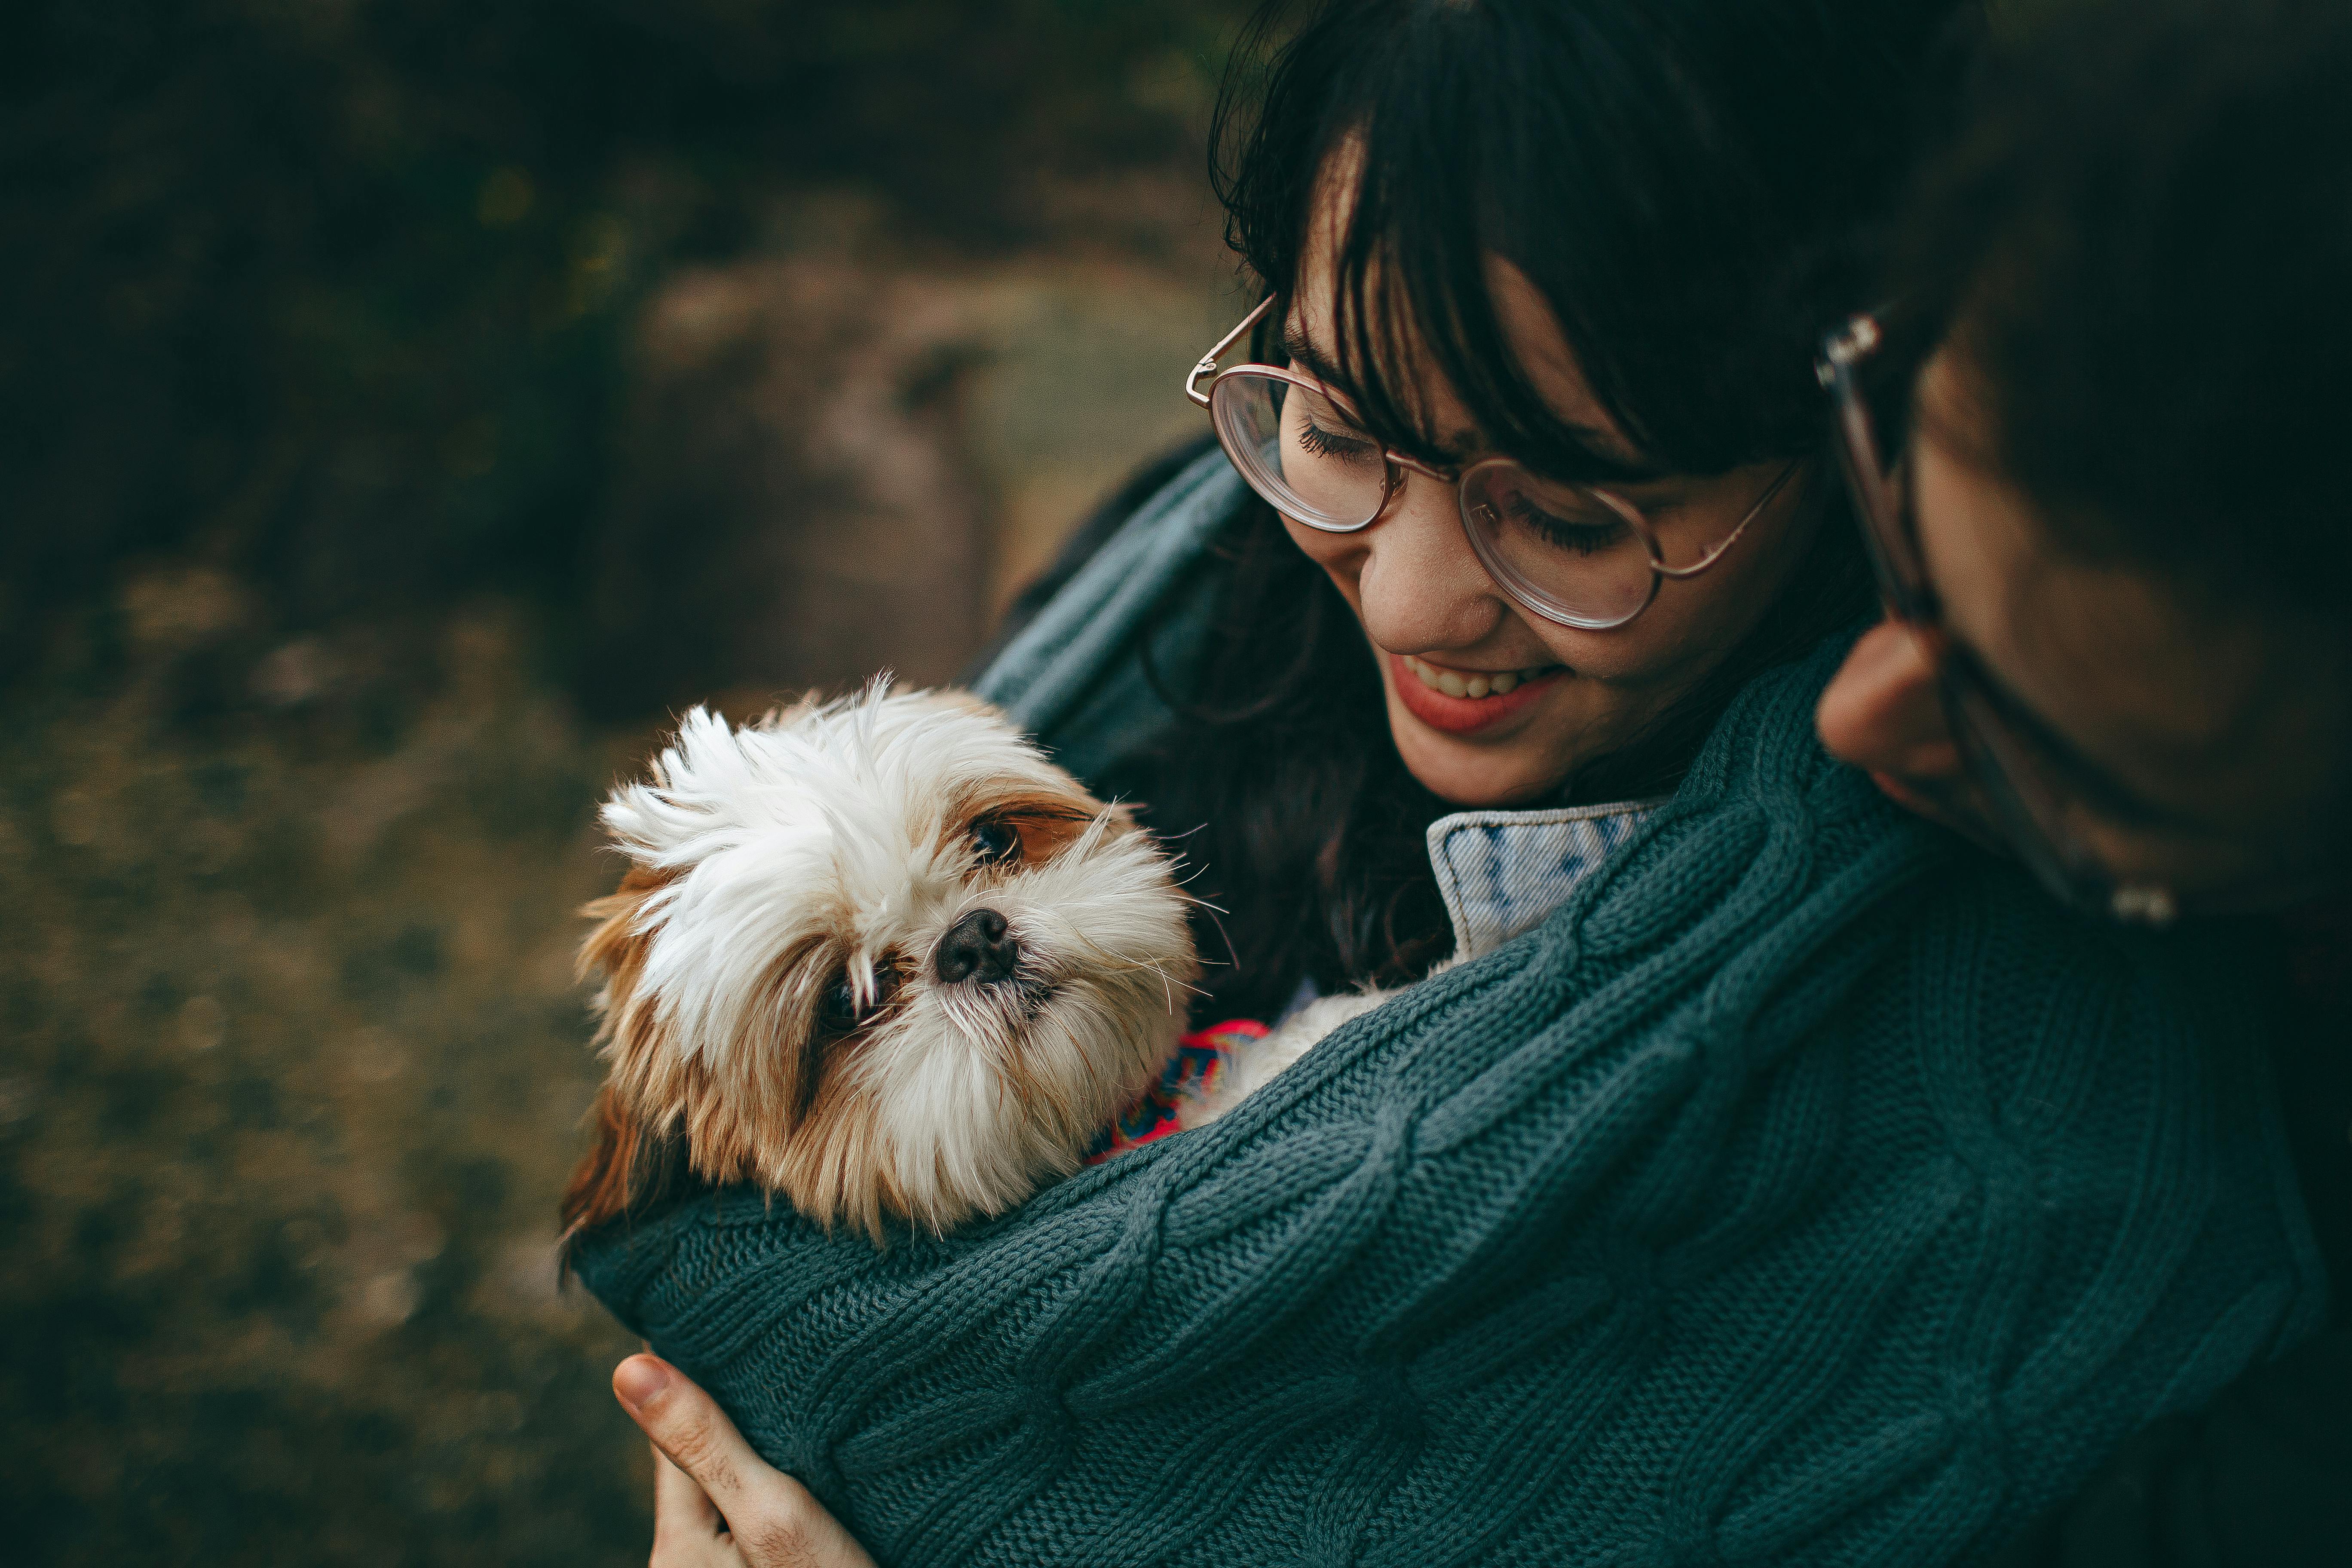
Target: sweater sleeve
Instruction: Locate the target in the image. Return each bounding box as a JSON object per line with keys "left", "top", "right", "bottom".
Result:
{"left": 571, "top": 641, "right": 2327, "bottom": 1568}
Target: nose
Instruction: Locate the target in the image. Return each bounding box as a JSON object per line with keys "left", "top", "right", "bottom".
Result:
{"left": 1816, "top": 617, "right": 1959, "bottom": 777}
{"left": 934, "top": 907, "right": 1020, "bottom": 985}
{"left": 1350, "top": 473, "right": 1507, "bottom": 652}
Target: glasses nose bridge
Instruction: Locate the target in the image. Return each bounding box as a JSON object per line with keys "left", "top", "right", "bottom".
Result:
{"left": 1369, "top": 450, "right": 1468, "bottom": 532}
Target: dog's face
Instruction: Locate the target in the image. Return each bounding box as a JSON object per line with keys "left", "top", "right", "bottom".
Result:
{"left": 571, "top": 688, "right": 1197, "bottom": 1239}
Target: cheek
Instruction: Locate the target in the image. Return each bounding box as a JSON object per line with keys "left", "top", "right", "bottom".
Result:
{"left": 1606, "top": 478, "right": 1818, "bottom": 674}
{"left": 1284, "top": 515, "right": 1364, "bottom": 595}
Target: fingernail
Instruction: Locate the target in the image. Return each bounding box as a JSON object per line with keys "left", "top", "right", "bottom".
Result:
{"left": 613, "top": 1354, "right": 671, "bottom": 1413}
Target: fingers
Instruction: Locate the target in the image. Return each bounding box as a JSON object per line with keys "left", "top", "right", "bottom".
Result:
{"left": 614, "top": 1355, "right": 879, "bottom": 1568}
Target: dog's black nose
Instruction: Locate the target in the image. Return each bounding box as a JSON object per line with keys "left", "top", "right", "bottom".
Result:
{"left": 934, "top": 907, "right": 1019, "bottom": 985}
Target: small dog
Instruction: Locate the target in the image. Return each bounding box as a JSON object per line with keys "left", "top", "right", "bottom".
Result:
{"left": 562, "top": 685, "right": 1360, "bottom": 1244}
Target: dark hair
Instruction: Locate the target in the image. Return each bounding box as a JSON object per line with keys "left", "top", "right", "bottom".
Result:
{"left": 1892, "top": 0, "right": 2352, "bottom": 620}
{"left": 1112, "top": 0, "right": 1977, "bottom": 1022}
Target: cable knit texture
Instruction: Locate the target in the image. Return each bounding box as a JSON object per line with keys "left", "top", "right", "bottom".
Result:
{"left": 574, "top": 457, "right": 2322, "bottom": 1565}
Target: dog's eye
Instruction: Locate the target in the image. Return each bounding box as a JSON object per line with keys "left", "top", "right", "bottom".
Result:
{"left": 969, "top": 817, "right": 1020, "bottom": 866}
{"left": 818, "top": 980, "right": 862, "bottom": 1032}
{"left": 818, "top": 967, "right": 901, "bottom": 1033}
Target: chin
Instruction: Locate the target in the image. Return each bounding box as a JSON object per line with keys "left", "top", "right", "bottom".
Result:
{"left": 560, "top": 685, "right": 1203, "bottom": 1244}
{"left": 1383, "top": 689, "right": 1573, "bottom": 810}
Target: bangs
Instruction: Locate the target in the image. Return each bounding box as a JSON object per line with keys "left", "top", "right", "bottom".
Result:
{"left": 1320, "top": 129, "right": 1668, "bottom": 487}
{"left": 1214, "top": 0, "right": 1974, "bottom": 482}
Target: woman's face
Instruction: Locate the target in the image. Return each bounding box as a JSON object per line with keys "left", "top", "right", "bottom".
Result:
{"left": 1280, "top": 215, "right": 1820, "bottom": 808}
{"left": 1816, "top": 349, "right": 2351, "bottom": 904}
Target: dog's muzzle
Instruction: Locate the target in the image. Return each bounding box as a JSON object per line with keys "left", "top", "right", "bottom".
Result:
{"left": 934, "top": 907, "right": 1020, "bottom": 986}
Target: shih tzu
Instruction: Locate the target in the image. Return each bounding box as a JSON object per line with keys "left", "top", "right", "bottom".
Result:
{"left": 561, "top": 685, "right": 1369, "bottom": 1245}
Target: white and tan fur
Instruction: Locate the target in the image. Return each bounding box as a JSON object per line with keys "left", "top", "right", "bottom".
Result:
{"left": 565, "top": 685, "right": 1237, "bottom": 1243}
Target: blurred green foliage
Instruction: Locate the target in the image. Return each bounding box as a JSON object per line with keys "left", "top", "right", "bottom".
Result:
{"left": 1, "top": 0, "right": 1247, "bottom": 696}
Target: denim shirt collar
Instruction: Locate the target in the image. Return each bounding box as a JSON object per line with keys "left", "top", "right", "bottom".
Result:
{"left": 1427, "top": 799, "right": 1666, "bottom": 961}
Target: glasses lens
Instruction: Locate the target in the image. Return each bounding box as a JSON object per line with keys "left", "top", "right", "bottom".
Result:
{"left": 1458, "top": 461, "right": 1658, "bottom": 628}
{"left": 1829, "top": 378, "right": 1929, "bottom": 622}
{"left": 1210, "top": 372, "right": 1387, "bottom": 531}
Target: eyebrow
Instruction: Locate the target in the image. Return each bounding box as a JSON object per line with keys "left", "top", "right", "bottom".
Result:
{"left": 1281, "top": 321, "right": 1660, "bottom": 479}
{"left": 1278, "top": 324, "right": 1350, "bottom": 392}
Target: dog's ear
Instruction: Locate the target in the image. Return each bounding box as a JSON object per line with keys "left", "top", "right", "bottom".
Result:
{"left": 560, "top": 1084, "right": 638, "bottom": 1239}
{"left": 576, "top": 862, "right": 684, "bottom": 1086}
{"left": 576, "top": 862, "right": 666, "bottom": 987}
{"left": 558, "top": 1086, "right": 695, "bottom": 1268}
{"left": 564, "top": 863, "right": 698, "bottom": 1268}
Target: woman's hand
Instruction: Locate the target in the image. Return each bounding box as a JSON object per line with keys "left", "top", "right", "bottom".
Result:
{"left": 613, "top": 1354, "right": 878, "bottom": 1568}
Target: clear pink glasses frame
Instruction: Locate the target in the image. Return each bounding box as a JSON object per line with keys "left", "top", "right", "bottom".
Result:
{"left": 1185, "top": 295, "right": 1798, "bottom": 631}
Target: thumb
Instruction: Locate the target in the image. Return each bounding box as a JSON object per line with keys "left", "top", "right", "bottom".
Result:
{"left": 613, "top": 1355, "right": 879, "bottom": 1568}
{"left": 614, "top": 1354, "right": 764, "bottom": 1525}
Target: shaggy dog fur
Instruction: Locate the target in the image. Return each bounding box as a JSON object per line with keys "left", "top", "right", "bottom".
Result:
{"left": 562, "top": 686, "right": 1210, "bottom": 1243}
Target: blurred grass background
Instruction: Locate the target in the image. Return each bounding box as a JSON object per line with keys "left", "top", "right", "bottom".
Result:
{"left": 1, "top": 3, "right": 1255, "bottom": 1561}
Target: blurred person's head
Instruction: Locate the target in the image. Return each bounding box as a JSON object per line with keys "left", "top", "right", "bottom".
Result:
{"left": 1205, "top": 0, "right": 1978, "bottom": 808}
{"left": 1815, "top": 0, "right": 2352, "bottom": 919}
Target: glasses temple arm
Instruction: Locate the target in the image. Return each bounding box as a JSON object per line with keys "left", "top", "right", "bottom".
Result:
{"left": 1185, "top": 294, "right": 1277, "bottom": 408}
{"left": 1651, "top": 459, "right": 1805, "bottom": 579}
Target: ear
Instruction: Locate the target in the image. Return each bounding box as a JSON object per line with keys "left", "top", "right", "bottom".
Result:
{"left": 560, "top": 1084, "right": 639, "bottom": 1239}
{"left": 576, "top": 860, "right": 668, "bottom": 1016}
{"left": 558, "top": 1086, "right": 693, "bottom": 1267}
{"left": 564, "top": 864, "right": 695, "bottom": 1266}
{"left": 1815, "top": 618, "right": 1960, "bottom": 779}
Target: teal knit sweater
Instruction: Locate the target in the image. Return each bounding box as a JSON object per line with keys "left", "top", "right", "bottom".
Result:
{"left": 575, "top": 455, "right": 2324, "bottom": 1567}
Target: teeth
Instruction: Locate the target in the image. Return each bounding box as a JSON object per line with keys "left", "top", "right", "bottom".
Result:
{"left": 1401, "top": 654, "right": 1552, "bottom": 699}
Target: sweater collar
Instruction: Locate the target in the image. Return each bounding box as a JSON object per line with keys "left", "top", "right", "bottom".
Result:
{"left": 1427, "top": 799, "right": 1665, "bottom": 961}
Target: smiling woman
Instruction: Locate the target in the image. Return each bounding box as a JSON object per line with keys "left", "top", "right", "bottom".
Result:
{"left": 1117, "top": 0, "right": 1935, "bottom": 1020}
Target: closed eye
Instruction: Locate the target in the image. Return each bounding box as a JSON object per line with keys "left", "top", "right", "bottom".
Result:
{"left": 1485, "top": 493, "right": 1629, "bottom": 557}
{"left": 1296, "top": 416, "right": 1381, "bottom": 462}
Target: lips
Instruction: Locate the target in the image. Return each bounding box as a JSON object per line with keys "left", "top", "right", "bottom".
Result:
{"left": 1385, "top": 650, "right": 1566, "bottom": 735}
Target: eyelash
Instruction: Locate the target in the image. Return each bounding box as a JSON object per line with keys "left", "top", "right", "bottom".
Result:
{"left": 1289, "top": 393, "right": 1655, "bottom": 563}
{"left": 1296, "top": 416, "right": 1381, "bottom": 462}
{"left": 1505, "top": 496, "right": 1626, "bottom": 556}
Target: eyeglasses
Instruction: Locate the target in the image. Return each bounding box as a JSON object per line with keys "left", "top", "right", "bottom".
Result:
{"left": 1187, "top": 296, "right": 1799, "bottom": 631}
{"left": 1816, "top": 312, "right": 2181, "bottom": 926}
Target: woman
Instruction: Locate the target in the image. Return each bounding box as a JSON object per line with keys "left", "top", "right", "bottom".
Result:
{"left": 571, "top": 3, "right": 2322, "bottom": 1564}
{"left": 1810, "top": 1, "right": 2349, "bottom": 1560}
